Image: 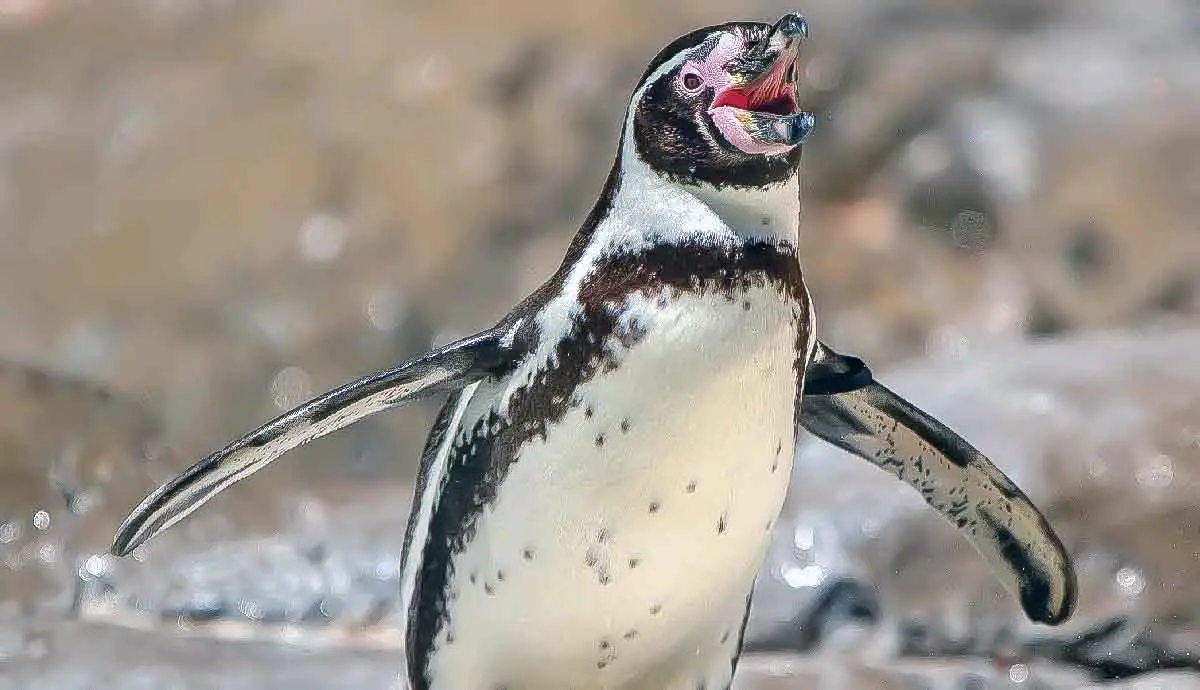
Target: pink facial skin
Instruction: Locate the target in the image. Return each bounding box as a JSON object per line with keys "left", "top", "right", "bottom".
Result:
{"left": 677, "top": 33, "right": 798, "bottom": 157}
{"left": 708, "top": 109, "right": 796, "bottom": 156}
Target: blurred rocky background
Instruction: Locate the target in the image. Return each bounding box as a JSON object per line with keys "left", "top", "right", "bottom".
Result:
{"left": 0, "top": 0, "right": 1197, "bottom": 687}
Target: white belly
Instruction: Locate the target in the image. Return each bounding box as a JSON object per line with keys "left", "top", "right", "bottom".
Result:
{"left": 424, "top": 285, "right": 803, "bottom": 690}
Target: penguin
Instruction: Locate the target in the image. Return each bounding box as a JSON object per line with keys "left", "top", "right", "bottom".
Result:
{"left": 111, "top": 13, "right": 1076, "bottom": 690}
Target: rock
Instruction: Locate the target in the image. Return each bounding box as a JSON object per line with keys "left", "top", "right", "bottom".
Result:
{"left": 82, "top": 482, "right": 414, "bottom": 647}
{"left": 0, "top": 619, "right": 405, "bottom": 690}
{"left": 1010, "top": 115, "right": 1200, "bottom": 334}
{"left": 6, "top": 624, "right": 1198, "bottom": 689}
{"left": 0, "top": 364, "right": 165, "bottom": 619}
{"left": 747, "top": 325, "right": 1200, "bottom": 684}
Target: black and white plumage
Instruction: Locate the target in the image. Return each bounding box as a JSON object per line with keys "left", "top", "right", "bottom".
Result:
{"left": 111, "top": 14, "right": 1076, "bottom": 690}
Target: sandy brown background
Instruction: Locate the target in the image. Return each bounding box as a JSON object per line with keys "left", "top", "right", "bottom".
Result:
{"left": 1, "top": 1, "right": 1198, "bottom": 688}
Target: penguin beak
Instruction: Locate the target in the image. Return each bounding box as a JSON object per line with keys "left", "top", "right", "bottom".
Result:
{"left": 708, "top": 13, "right": 816, "bottom": 155}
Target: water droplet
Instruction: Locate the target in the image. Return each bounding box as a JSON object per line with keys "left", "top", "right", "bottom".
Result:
{"left": 1135, "top": 454, "right": 1174, "bottom": 489}
{"left": 1008, "top": 663, "right": 1030, "bottom": 684}
{"left": 792, "top": 524, "right": 815, "bottom": 551}
{"left": 270, "top": 367, "right": 313, "bottom": 410}
{"left": 298, "top": 213, "right": 347, "bottom": 263}
{"left": 81, "top": 553, "right": 114, "bottom": 580}
{"left": 32, "top": 510, "right": 50, "bottom": 530}
{"left": 781, "top": 564, "right": 825, "bottom": 589}
{"left": 238, "top": 599, "right": 265, "bottom": 621}
{"left": 1115, "top": 566, "right": 1146, "bottom": 598}
{"left": 37, "top": 542, "right": 57, "bottom": 565}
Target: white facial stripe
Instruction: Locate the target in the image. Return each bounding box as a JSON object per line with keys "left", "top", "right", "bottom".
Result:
{"left": 619, "top": 31, "right": 726, "bottom": 180}
{"left": 682, "top": 33, "right": 744, "bottom": 92}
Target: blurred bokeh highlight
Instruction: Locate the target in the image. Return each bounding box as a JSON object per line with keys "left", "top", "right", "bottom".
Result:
{"left": 1, "top": 0, "right": 1198, "bottom": 688}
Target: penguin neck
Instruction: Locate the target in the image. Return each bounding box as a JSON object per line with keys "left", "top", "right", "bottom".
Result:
{"left": 613, "top": 151, "right": 802, "bottom": 248}
{"left": 687, "top": 175, "right": 802, "bottom": 246}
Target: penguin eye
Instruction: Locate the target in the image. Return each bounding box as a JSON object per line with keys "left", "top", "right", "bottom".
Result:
{"left": 681, "top": 72, "right": 703, "bottom": 91}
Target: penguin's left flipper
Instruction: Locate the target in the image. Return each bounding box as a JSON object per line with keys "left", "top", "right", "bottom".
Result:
{"left": 110, "top": 326, "right": 519, "bottom": 558}
{"left": 799, "top": 340, "right": 1077, "bottom": 626}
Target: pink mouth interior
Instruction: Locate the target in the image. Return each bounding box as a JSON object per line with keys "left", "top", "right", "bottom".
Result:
{"left": 711, "top": 58, "right": 798, "bottom": 116}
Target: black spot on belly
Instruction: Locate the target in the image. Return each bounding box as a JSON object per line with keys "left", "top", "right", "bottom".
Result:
{"left": 496, "top": 569, "right": 505, "bottom": 582}
{"left": 620, "top": 418, "right": 630, "bottom": 433}
{"left": 628, "top": 557, "right": 641, "bottom": 569}
{"left": 595, "top": 433, "right": 605, "bottom": 447}
{"left": 522, "top": 547, "right": 535, "bottom": 561}
{"left": 686, "top": 480, "right": 697, "bottom": 493}
{"left": 717, "top": 512, "right": 728, "bottom": 534}
{"left": 624, "top": 629, "right": 638, "bottom": 639}
{"left": 484, "top": 583, "right": 495, "bottom": 595}
{"left": 650, "top": 603, "right": 662, "bottom": 615}
{"left": 649, "top": 501, "right": 661, "bottom": 514}
{"left": 585, "top": 405, "right": 594, "bottom": 419}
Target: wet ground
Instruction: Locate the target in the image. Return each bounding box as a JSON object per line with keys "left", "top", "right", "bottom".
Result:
{"left": 1, "top": 0, "right": 1198, "bottom": 687}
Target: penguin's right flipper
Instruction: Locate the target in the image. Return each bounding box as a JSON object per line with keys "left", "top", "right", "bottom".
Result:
{"left": 799, "top": 341, "right": 1077, "bottom": 626}
{"left": 801, "top": 346, "right": 874, "bottom": 396}
{"left": 110, "top": 326, "right": 520, "bottom": 558}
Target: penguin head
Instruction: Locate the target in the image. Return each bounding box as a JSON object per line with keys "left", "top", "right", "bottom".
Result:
{"left": 624, "top": 13, "right": 815, "bottom": 190}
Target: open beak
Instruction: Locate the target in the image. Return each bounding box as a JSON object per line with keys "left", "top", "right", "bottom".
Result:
{"left": 708, "top": 13, "right": 816, "bottom": 154}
